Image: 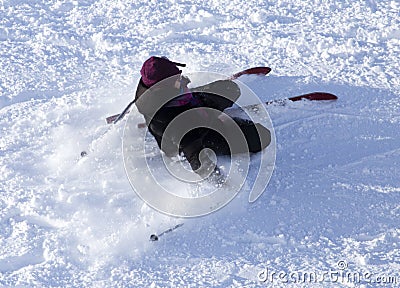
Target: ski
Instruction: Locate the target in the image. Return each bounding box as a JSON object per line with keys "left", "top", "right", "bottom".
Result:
{"left": 229, "top": 66, "right": 271, "bottom": 80}
{"left": 269, "top": 92, "right": 337, "bottom": 104}
{"left": 136, "top": 92, "right": 338, "bottom": 128}
{"left": 105, "top": 66, "right": 272, "bottom": 124}
{"left": 150, "top": 223, "right": 184, "bottom": 241}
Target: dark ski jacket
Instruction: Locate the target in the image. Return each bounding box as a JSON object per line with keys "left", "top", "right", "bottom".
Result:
{"left": 134, "top": 78, "right": 241, "bottom": 156}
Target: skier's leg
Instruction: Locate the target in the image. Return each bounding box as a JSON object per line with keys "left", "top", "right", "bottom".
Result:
{"left": 233, "top": 118, "right": 271, "bottom": 153}
{"left": 197, "top": 118, "right": 271, "bottom": 156}
{"left": 179, "top": 130, "right": 215, "bottom": 172}
{"left": 211, "top": 118, "right": 270, "bottom": 154}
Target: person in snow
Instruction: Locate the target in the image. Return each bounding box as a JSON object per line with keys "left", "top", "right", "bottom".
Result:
{"left": 134, "top": 56, "right": 271, "bottom": 178}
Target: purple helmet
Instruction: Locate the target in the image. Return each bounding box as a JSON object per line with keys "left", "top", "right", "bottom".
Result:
{"left": 140, "top": 56, "right": 186, "bottom": 87}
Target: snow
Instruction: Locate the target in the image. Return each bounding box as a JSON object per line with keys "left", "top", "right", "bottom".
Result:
{"left": 1, "top": 0, "right": 399, "bottom": 287}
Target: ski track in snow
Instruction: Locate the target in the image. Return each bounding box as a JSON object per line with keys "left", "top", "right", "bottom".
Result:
{"left": 1, "top": 0, "right": 400, "bottom": 287}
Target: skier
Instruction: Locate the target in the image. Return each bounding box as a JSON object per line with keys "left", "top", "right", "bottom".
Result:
{"left": 134, "top": 56, "right": 271, "bottom": 179}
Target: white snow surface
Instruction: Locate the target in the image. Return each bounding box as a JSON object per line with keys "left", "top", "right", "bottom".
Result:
{"left": 1, "top": 0, "right": 400, "bottom": 287}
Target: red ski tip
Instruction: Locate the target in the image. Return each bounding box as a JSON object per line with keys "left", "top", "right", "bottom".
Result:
{"left": 230, "top": 67, "right": 272, "bottom": 79}
{"left": 289, "top": 92, "right": 338, "bottom": 102}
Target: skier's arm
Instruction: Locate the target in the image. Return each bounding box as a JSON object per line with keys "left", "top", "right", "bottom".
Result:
{"left": 191, "top": 80, "right": 241, "bottom": 111}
